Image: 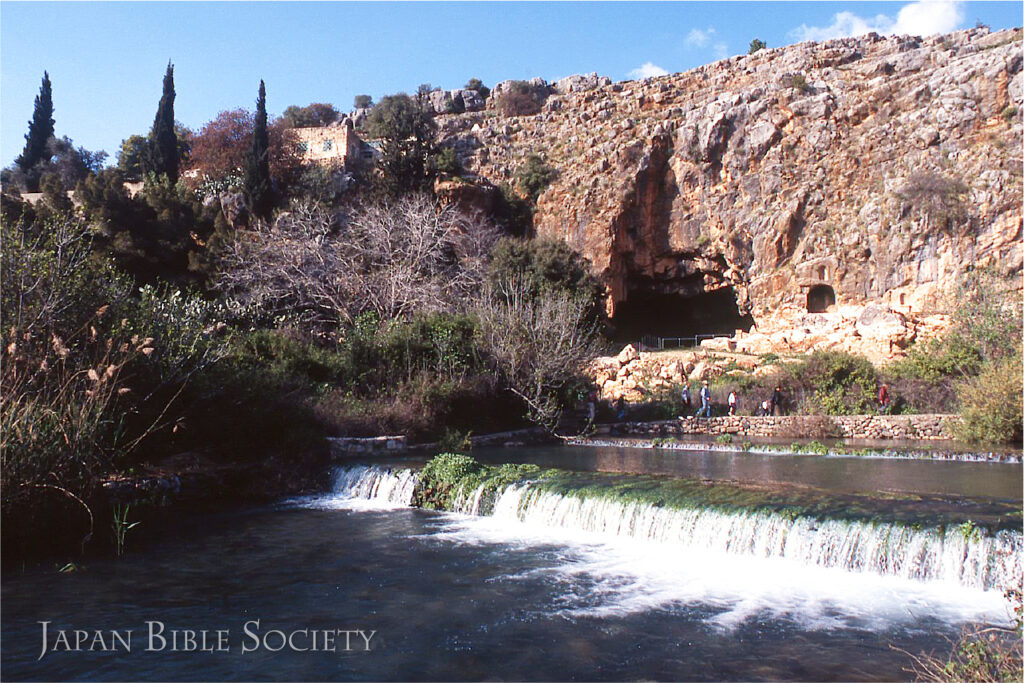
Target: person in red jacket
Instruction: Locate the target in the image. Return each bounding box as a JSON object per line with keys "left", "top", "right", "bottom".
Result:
{"left": 878, "top": 383, "right": 891, "bottom": 413}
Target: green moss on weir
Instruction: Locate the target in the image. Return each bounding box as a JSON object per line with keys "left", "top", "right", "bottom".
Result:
{"left": 411, "top": 455, "right": 1021, "bottom": 534}
{"left": 412, "top": 453, "right": 549, "bottom": 510}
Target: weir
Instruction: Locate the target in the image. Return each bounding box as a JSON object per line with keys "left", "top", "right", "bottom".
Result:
{"left": 331, "top": 466, "right": 1023, "bottom": 593}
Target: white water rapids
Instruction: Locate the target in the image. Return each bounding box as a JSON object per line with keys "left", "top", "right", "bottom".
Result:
{"left": 326, "top": 465, "right": 1022, "bottom": 596}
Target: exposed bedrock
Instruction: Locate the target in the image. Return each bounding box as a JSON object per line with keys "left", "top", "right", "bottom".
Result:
{"left": 437, "top": 27, "right": 1022, "bottom": 352}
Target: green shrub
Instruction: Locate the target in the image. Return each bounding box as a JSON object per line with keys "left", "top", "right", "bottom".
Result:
{"left": 515, "top": 154, "right": 557, "bottom": 202}
{"left": 888, "top": 333, "right": 983, "bottom": 380}
{"left": 796, "top": 351, "right": 878, "bottom": 415}
{"left": 430, "top": 147, "right": 461, "bottom": 177}
{"left": 952, "top": 354, "right": 1023, "bottom": 444}
{"left": 749, "top": 39, "right": 766, "bottom": 54}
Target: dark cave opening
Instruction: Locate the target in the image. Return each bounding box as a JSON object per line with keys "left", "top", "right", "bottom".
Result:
{"left": 807, "top": 284, "right": 836, "bottom": 313}
{"left": 611, "top": 287, "right": 754, "bottom": 341}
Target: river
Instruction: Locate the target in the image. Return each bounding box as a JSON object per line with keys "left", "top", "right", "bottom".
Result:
{"left": 2, "top": 445, "right": 1021, "bottom": 681}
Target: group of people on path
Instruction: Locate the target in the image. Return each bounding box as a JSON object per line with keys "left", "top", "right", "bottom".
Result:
{"left": 680, "top": 382, "right": 784, "bottom": 418}
{"left": 590, "top": 380, "right": 896, "bottom": 423}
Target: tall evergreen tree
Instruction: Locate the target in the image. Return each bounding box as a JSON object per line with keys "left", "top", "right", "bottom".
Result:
{"left": 15, "top": 71, "right": 55, "bottom": 191}
{"left": 146, "top": 61, "right": 179, "bottom": 183}
{"left": 245, "top": 80, "right": 273, "bottom": 219}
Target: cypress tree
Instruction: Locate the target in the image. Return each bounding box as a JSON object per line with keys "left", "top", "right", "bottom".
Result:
{"left": 16, "top": 71, "right": 55, "bottom": 191}
{"left": 245, "top": 80, "right": 273, "bottom": 219}
{"left": 146, "top": 61, "right": 179, "bottom": 183}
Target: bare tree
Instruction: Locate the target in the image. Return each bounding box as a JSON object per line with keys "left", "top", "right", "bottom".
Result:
{"left": 474, "top": 278, "right": 600, "bottom": 433}
{"left": 215, "top": 194, "right": 498, "bottom": 329}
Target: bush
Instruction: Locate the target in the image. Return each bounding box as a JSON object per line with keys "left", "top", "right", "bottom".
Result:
{"left": 897, "top": 171, "right": 969, "bottom": 231}
{"left": 496, "top": 81, "right": 548, "bottom": 117}
{"left": 749, "top": 39, "right": 766, "bottom": 54}
{"left": 796, "top": 351, "right": 878, "bottom": 415}
{"left": 1, "top": 214, "right": 230, "bottom": 557}
{"left": 789, "top": 74, "right": 810, "bottom": 92}
{"left": 888, "top": 333, "right": 983, "bottom": 381}
{"left": 487, "top": 237, "right": 604, "bottom": 323}
{"left": 430, "top": 147, "right": 461, "bottom": 177}
{"left": 952, "top": 354, "right": 1023, "bottom": 444}
{"left": 515, "top": 154, "right": 557, "bottom": 202}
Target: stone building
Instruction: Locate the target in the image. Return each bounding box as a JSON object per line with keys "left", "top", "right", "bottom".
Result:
{"left": 287, "top": 121, "right": 375, "bottom": 169}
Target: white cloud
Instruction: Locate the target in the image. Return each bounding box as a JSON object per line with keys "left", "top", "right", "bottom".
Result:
{"left": 891, "top": 0, "right": 964, "bottom": 36}
{"left": 685, "top": 27, "right": 716, "bottom": 48}
{"left": 791, "top": 0, "right": 964, "bottom": 42}
{"left": 713, "top": 42, "right": 730, "bottom": 60}
{"left": 628, "top": 62, "right": 670, "bottom": 79}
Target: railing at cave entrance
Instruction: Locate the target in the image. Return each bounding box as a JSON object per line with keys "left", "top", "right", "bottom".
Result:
{"left": 637, "top": 334, "right": 727, "bottom": 351}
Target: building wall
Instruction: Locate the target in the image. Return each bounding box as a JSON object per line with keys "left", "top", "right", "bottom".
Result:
{"left": 288, "top": 124, "right": 363, "bottom": 168}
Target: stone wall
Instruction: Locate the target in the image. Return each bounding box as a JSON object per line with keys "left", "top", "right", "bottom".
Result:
{"left": 327, "top": 435, "right": 408, "bottom": 456}
{"left": 601, "top": 413, "right": 958, "bottom": 440}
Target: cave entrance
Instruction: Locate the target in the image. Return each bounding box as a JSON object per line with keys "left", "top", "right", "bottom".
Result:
{"left": 807, "top": 284, "right": 836, "bottom": 313}
{"left": 611, "top": 286, "right": 754, "bottom": 342}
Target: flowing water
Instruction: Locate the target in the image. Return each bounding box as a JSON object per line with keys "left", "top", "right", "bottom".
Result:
{"left": 2, "top": 446, "right": 1021, "bottom": 681}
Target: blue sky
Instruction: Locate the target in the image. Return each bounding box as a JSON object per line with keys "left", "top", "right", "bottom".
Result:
{"left": 2, "top": 1, "right": 1020, "bottom": 168}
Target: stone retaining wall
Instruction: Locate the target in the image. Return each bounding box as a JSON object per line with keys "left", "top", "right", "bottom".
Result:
{"left": 600, "top": 414, "right": 958, "bottom": 441}
{"left": 327, "top": 435, "right": 408, "bottom": 456}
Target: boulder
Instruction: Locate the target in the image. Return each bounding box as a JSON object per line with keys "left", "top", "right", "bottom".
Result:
{"left": 617, "top": 344, "right": 640, "bottom": 365}
{"left": 554, "top": 72, "right": 609, "bottom": 95}
{"left": 428, "top": 90, "right": 453, "bottom": 114}
{"left": 458, "top": 89, "right": 486, "bottom": 112}
{"left": 219, "top": 193, "right": 249, "bottom": 229}
{"left": 856, "top": 304, "right": 908, "bottom": 341}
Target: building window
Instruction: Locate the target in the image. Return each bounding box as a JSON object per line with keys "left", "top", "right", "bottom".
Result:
{"left": 323, "top": 139, "right": 334, "bottom": 152}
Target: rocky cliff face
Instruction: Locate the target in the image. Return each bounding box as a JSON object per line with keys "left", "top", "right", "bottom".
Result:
{"left": 437, "top": 27, "right": 1022, "bottom": 356}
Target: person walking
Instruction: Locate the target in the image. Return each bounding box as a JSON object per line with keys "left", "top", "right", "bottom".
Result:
{"left": 728, "top": 390, "right": 737, "bottom": 416}
{"left": 696, "top": 380, "right": 712, "bottom": 418}
{"left": 680, "top": 383, "right": 692, "bottom": 413}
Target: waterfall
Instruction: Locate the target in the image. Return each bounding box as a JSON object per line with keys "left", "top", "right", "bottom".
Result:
{"left": 331, "top": 465, "right": 418, "bottom": 506}
{"left": 332, "top": 466, "right": 1023, "bottom": 592}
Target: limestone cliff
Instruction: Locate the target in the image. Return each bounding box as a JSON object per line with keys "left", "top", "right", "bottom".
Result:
{"left": 437, "top": 27, "right": 1022, "bottom": 353}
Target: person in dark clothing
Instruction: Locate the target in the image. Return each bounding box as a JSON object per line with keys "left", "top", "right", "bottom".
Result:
{"left": 615, "top": 396, "right": 627, "bottom": 421}
{"left": 770, "top": 386, "right": 783, "bottom": 416}
{"left": 680, "top": 383, "right": 692, "bottom": 412}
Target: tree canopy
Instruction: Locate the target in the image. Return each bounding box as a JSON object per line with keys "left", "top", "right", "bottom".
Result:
{"left": 185, "top": 109, "right": 300, "bottom": 189}
{"left": 281, "top": 102, "right": 339, "bottom": 128}
{"left": 366, "top": 93, "right": 437, "bottom": 197}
